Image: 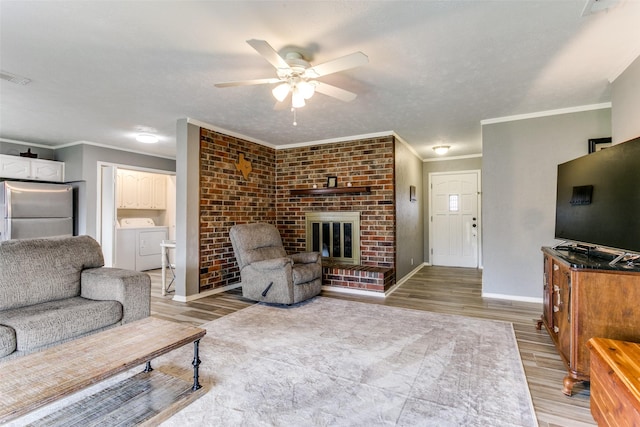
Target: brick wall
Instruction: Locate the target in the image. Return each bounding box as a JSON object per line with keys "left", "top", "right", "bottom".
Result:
{"left": 199, "top": 131, "right": 396, "bottom": 292}
{"left": 199, "top": 129, "right": 276, "bottom": 291}
{"left": 275, "top": 136, "right": 396, "bottom": 270}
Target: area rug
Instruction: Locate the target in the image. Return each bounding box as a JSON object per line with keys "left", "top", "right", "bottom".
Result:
{"left": 156, "top": 297, "right": 537, "bottom": 426}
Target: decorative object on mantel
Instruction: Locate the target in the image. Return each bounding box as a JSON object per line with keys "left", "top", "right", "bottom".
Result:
{"left": 327, "top": 176, "right": 337, "bottom": 188}
{"left": 410, "top": 185, "right": 417, "bottom": 202}
{"left": 235, "top": 153, "right": 252, "bottom": 180}
{"left": 19, "top": 148, "right": 37, "bottom": 158}
{"left": 588, "top": 137, "right": 612, "bottom": 153}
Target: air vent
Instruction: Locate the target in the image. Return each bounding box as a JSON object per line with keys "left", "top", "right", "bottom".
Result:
{"left": 0, "top": 70, "right": 32, "bottom": 85}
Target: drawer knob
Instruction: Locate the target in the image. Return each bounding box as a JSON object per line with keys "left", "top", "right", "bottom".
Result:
{"left": 554, "top": 326, "right": 560, "bottom": 333}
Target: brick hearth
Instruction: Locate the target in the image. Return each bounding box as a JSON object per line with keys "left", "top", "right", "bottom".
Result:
{"left": 323, "top": 263, "right": 395, "bottom": 293}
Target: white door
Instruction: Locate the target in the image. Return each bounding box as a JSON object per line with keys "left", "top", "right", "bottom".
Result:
{"left": 100, "top": 166, "right": 118, "bottom": 267}
{"left": 430, "top": 171, "right": 480, "bottom": 268}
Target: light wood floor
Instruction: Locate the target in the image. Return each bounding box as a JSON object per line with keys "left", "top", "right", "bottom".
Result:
{"left": 147, "top": 266, "right": 595, "bottom": 427}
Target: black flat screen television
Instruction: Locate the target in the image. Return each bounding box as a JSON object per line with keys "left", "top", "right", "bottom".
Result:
{"left": 555, "top": 135, "right": 640, "bottom": 254}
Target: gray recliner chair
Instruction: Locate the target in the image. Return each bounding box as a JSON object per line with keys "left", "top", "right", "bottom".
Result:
{"left": 229, "top": 223, "right": 322, "bottom": 304}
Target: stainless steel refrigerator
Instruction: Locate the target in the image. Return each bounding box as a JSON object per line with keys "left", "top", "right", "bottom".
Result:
{"left": 0, "top": 181, "right": 73, "bottom": 241}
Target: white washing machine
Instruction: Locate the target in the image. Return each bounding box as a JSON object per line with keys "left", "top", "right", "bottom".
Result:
{"left": 116, "top": 218, "right": 169, "bottom": 271}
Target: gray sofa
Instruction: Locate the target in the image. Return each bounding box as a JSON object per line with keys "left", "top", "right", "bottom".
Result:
{"left": 0, "top": 235, "right": 151, "bottom": 361}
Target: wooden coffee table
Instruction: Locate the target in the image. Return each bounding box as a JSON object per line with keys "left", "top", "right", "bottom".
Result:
{"left": 0, "top": 317, "right": 206, "bottom": 424}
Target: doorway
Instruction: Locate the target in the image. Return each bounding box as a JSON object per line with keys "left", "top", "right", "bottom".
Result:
{"left": 97, "top": 163, "right": 176, "bottom": 268}
{"left": 429, "top": 170, "right": 481, "bottom": 268}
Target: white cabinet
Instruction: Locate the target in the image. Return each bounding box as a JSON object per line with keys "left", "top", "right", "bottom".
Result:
{"left": 151, "top": 174, "right": 166, "bottom": 209}
{"left": 116, "top": 170, "right": 166, "bottom": 210}
{"left": 31, "top": 159, "right": 64, "bottom": 181}
{"left": 118, "top": 170, "right": 139, "bottom": 208}
{"left": 0, "top": 155, "right": 64, "bottom": 182}
{"left": 0, "top": 156, "right": 30, "bottom": 178}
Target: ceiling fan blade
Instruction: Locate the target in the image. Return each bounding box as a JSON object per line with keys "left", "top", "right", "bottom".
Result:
{"left": 305, "top": 52, "right": 368, "bottom": 78}
{"left": 214, "top": 78, "right": 280, "bottom": 88}
{"left": 246, "top": 39, "right": 291, "bottom": 70}
{"left": 314, "top": 82, "right": 358, "bottom": 102}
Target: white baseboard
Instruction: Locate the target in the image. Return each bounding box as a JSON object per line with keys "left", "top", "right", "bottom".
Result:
{"left": 321, "top": 285, "right": 386, "bottom": 298}
{"left": 387, "top": 262, "right": 428, "bottom": 296}
{"left": 481, "top": 292, "right": 543, "bottom": 304}
{"left": 172, "top": 282, "right": 242, "bottom": 302}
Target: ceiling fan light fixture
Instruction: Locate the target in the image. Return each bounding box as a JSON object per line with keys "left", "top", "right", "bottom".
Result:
{"left": 136, "top": 133, "right": 159, "bottom": 144}
{"left": 292, "top": 89, "right": 306, "bottom": 108}
{"left": 298, "top": 80, "right": 316, "bottom": 100}
{"left": 433, "top": 145, "right": 450, "bottom": 155}
{"left": 272, "top": 82, "right": 290, "bottom": 102}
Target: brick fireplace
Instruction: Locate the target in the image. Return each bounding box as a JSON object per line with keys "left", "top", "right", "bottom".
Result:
{"left": 303, "top": 210, "right": 393, "bottom": 293}
{"left": 306, "top": 211, "right": 361, "bottom": 264}
{"left": 199, "top": 129, "right": 397, "bottom": 294}
{"left": 278, "top": 136, "right": 396, "bottom": 294}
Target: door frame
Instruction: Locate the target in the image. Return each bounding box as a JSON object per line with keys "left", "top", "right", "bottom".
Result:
{"left": 96, "top": 161, "right": 176, "bottom": 267}
{"left": 428, "top": 169, "right": 482, "bottom": 268}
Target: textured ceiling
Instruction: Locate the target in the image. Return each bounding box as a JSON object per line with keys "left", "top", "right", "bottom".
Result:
{"left": 1, "top": 1, "right": 639, "bottom": 160}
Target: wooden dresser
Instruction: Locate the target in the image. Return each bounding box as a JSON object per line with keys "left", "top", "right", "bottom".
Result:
{"left": 587, "top": 338, "right": 640, "bottom": 426}
{"left": 538, "top": 247, "right": 640, "bottom": 395}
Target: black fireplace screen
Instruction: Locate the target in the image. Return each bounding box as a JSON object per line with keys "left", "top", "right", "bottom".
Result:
{"left": 311, "top": 221, "right": 354, "bottom": 261}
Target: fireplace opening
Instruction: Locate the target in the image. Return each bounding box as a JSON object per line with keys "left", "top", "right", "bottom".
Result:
{"left": 305, "top": 212, "right": 360, "bottom": 265}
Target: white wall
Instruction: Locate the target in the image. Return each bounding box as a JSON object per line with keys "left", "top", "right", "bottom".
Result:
{"left": 482, "top": 108, "right": 611, "bottom": 300}
{"left": 611, "top": 55, "right": 640, "bottom": 143}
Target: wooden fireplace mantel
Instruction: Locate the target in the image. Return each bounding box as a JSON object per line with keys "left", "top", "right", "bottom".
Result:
{"left": 289, "top": 186, "right": 371, "bottom": 196}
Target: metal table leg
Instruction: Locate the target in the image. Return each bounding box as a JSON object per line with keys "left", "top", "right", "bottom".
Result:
{"left": 192, "top": 339, "right": 202, "bottom": 391}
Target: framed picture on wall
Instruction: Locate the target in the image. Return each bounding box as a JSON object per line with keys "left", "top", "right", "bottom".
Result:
{"left": 588, "top": 137, "right": 612, "bottom": 153}
{"left": 327, "top": 176, "right": 338, "bottom": 188}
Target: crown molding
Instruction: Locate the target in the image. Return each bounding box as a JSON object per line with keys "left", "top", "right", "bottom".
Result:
{"left": 186, "top": 118, "right": 275, "bottom": 149}
{"left": 423, "top": 153, "right": 483, "bottom": 163}
{"left": 275, "top": 130, "right": 395, "bottom": 150}
{"left": 392, "top": 132, "right": 422, "bottom": 160}
{"left": 480, "top": 102, "right": 611, "bottom": 125}
{"left": 2, "top": 138, "right": 176, "bottom": 161}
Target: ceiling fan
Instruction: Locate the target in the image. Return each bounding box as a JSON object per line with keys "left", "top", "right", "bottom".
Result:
{"left": 215, "top": 39, "right": 369, "bottom": 111}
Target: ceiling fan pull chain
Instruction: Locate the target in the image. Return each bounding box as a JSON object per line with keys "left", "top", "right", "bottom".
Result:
{"left": 292, "top": 107, "right": 298, "bottom": 126}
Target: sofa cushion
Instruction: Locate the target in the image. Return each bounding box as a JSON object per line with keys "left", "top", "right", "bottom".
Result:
{"left": 0, "top": 297, "right": 122, "bottom": 352}
{"left": 0, "top": 325, "right": 16, "bottom": 358}
{"left": 0, "top": 235, "right": 105, "bottom": 311}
